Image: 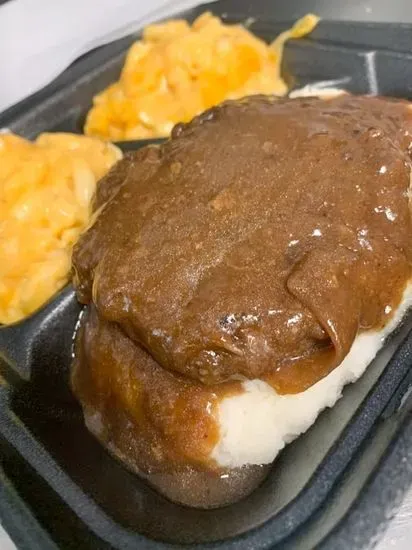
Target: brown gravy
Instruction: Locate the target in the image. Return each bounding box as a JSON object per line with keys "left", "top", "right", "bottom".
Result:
{"left": 72, "top": 307, "right": 242, "bottom": 472}
{"left": 72, "top": 95, "right": 412, "bottom": 482}
{"left": 72, "top": 307, "right": 268, "bottom": 507}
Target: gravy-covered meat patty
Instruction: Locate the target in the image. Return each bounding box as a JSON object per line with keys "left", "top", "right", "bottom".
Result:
{"left": 71, "top": 94, "right": 412, "bottom": 506}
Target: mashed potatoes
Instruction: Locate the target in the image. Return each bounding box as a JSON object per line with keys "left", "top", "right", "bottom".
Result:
{"left": 85, "top": 12, "right": 319, "bottom": 140}
{"left": 213, "top": 282, "right": 412, "bottom": 468}
{"left": 0, "top": 132, "right": 122, "bottom": 325}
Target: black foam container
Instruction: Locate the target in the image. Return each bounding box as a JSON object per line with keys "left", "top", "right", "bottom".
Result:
{"left": 2, "top": 1, "right": 412, "bottom": 548}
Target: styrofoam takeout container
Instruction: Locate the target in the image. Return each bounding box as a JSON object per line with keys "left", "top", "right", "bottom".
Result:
{"left": 2, "top": 0, "right": 412, "bottom": 548}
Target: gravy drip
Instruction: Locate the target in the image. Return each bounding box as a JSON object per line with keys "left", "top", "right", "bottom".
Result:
{"left": 72, "top": 307, "right": 241, "bottom": 472}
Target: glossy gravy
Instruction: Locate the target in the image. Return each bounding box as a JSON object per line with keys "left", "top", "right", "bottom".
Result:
{"left": 72, "top": 95, "right": 412, "bottom": 481}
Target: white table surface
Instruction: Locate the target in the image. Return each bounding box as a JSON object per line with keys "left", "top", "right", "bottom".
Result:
{"left": 0, "top": 527, "right": 17, "bottom": 550}
{"left": 2, "top": 0, "right": 412, "bottom": 548}
{"left": 378, "top": 486, "right": 412, "bottom": 549}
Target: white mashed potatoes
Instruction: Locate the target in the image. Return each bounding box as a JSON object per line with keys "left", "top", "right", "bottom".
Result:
{"left": 212, "top": 282, "right": 412, "bottom": 468}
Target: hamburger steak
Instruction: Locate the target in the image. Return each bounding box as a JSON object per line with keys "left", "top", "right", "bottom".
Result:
{"left": 71, "top": 94, "right": 412, "bottom": 507}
